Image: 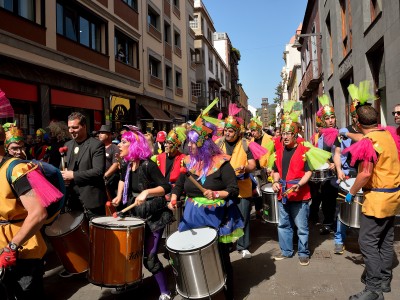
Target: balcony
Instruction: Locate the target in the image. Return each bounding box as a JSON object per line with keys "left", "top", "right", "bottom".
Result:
{"left": 115, "top": 60, "right": 140, "bottom": 82}
{"left": 299, "top": 59, "right": 322, "bottom": 100}
{"left": 148, "top": 25, "right": 162, "bottom": 42}
{"left": 149, "top": 75, "right": 163, "bottom": 89}
{"left": 174, "top": 45, "right": 182, "bottom": 58}
{"left": 175, "top": 87, "right": 183, "bottom": 97}
{"left": 191, "top": 95, "right": 198, "bottom": 104}
{"left": 164, "top": 43, "right": 172, "bottom": 62}
{"left": 173, "top": 5, "right": 180, "bottom": 19}
{"left": 164, "top": 0, "right": 171, "bottom": 18}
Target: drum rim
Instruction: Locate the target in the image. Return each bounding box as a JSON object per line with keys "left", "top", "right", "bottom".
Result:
{"left": 166, "top": 227, "right": 218, "bottom": 252}
{"left": 44, "top": 211, "right": 85, "bottom": 237}
{"left": 90, "top": 216, "right": 145, "bottom": 227}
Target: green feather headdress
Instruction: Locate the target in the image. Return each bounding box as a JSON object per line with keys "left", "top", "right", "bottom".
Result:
{"left": 347, "top": 80, "right": 377, "bottom": 106}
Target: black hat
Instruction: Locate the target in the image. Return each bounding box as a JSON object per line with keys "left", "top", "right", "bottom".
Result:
{"left": 99, "top": 125, "right": 111, "bottom": 133}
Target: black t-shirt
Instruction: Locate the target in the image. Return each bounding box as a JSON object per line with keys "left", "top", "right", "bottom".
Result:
{"left": 224, "top": 139, "right": 254, "bottom": 160}
{"left": 334, "top": 125, "right": 358, "bottom": 172}
{"left": 273, "top": 146, "right": 310, "bottom": 180}
{"left": 165, "top": 155, "right": 175, "bottom": 182}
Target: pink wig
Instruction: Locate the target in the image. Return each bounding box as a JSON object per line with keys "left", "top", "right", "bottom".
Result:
{"left": 122, "top": 130, "right": 152, "bottom": 161}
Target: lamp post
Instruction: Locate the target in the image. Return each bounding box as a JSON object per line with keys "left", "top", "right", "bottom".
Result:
{"left": 292, "top": 33, "right": 322, "bottom": 49}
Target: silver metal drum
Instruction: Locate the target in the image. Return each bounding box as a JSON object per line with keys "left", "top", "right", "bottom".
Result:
{"left": 166, "top": 227, "right": 225, "bottom": 299}
{"left": 338, "top": 178, "right": 364, "bottom": 228}
{"left": 261, "top": 183, "right": 279, "bottom": 224}
{"left": 310, "top": 163, "right": 334, "bottom": 182}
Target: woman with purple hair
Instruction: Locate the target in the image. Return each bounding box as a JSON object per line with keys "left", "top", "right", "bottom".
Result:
{"left": 112, "top": 129, "right": 172, "bottom": 300}
{"left": 169, "top": 116, "right": 244, "bottom": 300}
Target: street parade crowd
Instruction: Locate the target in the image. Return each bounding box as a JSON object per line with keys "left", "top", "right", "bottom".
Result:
{"left": 0, "top": 81, "right": 399, "bottom": 300}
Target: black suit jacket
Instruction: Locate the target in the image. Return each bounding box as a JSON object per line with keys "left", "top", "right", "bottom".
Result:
{"left": 64, "top": 137, "right": 106, "bottom": 209}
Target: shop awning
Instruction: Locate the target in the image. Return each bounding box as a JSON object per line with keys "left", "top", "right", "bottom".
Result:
{"left": 141, "top": 104, "right": 172, "bottom": 122}
{"left": 166, "top": 110, "right": 185, "bottom": 122}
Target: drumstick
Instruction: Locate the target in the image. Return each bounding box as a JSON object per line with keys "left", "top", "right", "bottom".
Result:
{"left": 282, "top": 186, "right": 295, "bottom": 197}
{"left": 185, "top": 172, "right": 207, "bottom": 193}
{"left": 112, "top": 202, "right": 138, "bottom": 218}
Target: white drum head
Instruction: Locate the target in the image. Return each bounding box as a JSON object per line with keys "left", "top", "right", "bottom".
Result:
{"left": 166, "top": 227, "right": 217, "bottom": 251}
{"left": 261, "top": 183, "right": 274, "bottom": 193}
{"left": 91, "top": 216, "right": 144, "bottom": 227}
{"left": 339, "top": 178, "right": 363, "bottom": 194}
{"left": 44, "top": 211, "right": 84, "bottom": 236}
{"left": 317, "top": 162, "right": 330, "bottom": 170}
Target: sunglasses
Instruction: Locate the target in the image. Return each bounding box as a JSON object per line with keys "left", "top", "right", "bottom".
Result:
{"left": 392, "top": 111, "right": 400, "bottom": 116}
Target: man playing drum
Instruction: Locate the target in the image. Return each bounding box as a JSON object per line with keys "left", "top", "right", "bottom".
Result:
{"left": 343, "top": 104, "right": 400, "bottom": 300}
{"left": 309, "top": 95, "right": 339, "bottom": 235}
{"left": 271, "top": 114, "right": 313, "bottom": 266}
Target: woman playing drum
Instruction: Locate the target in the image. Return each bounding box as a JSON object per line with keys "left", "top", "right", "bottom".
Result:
{"left": 169, "top": 102, "right": 244, "bottom": 300}
{"left": 112, "top": 129, "right": 172, "bottom": 300}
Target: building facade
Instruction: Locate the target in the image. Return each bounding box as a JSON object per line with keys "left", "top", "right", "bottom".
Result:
{"left": 0, "top": 0, "right": 196, "bottom": 134}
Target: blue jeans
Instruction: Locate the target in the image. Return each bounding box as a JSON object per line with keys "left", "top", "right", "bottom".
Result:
{"left": 334, "top": 218, "right": 348, "bottom": 245}
{"left": 237, "top": 197, "right": 251, "bottom": 251}
{"left": 278, "top": 201, "right": 310, "bottom": 257}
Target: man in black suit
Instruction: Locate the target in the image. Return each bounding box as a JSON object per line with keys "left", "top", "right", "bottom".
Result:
{"left": 61, "top": 112, "right": 106, "bottom": 219}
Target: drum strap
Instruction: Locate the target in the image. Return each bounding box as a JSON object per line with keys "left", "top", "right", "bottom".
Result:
{"left": 365, "top": 186, "right": 400, "bottom": 193}
{"left": 0, "top": 219, "right": 23, "bottom": 224}
{"left": 279, "top": 178, "right": 300, "bottom": 204}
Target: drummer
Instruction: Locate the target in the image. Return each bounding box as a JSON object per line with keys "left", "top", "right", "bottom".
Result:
{"left": 333, "top": 95, "right": 363, "bottom": 255}
{"left": 112, "top": 128, "right": 172, "bottom": 300}
{"left": 271, "top": 114, "right": 313, "bottom": 266}
{"left": 169, "top": 99, "right": 244, "bottom": 300}
{"left": 249, "top": 116, "right": 273, "bottom": 218}
{"left": 309, "top": 95, "right": 338, "bottom": 235}
{"left": 343, "top": 104, "right": 400, "bottom": 299}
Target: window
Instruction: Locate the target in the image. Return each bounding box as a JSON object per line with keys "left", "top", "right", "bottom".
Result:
{"left": 174, "top": 30, "right": 181, "bottom": 48}
{"left": 56, "top": 1, "right": 102, "bottom": 52}
{"left": 122, "top": 0, "right": 137, "bottom": 10}
{"left": 175, "top": 71, "right": 182, "bottom": 88}
{"left": 326, "top": 13, "right": 333, "bottom": 75}
{"left": 370, "top": 0, "right": 382, "bottom": 22}
{"left": 173, "top": 0, "right": 179, "bottom": 9}
{"left": 208, "top": 55, "right": 213, "bottom": 73}
{"left": 1, "top": 0, "right": 35, "bottom": 21}
{"left": 189, "top": 15, "right": 198, "bottom": 29}
{"left": 149, "top": 56, "right": 161, "bottom": 78}
{"left": 165, "top": 65, "right": 172, "bottom": 88}
{"left": 195, "top": 49, "right": 201, "bottom": 62}
{"left": 164, "top": 22, "right": 171, "bottom": 44}
{"left": 220, "top": 71, "right": 224, "bottom": 84}
{"left": 340, "top": 0, "right": 352, "bottom": 57}
{"left": 192, "top": 82, "right": 201, "bottom": 97}
{"left": 115, "top": 30, "right": 139, "bottom": 68}
{"left": 147, "top": 6, "right": 159, "bottom": 30}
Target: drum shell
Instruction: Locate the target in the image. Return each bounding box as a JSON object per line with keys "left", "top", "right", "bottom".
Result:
{"left": 88, "top": 217, "right": 145, "bottom": 287}
{"left": 310, "top": 168, "right": 334, "bottom": 182}
{"left": 338, "top": 188, "right": 364, "bottom": 228}
{"left": 261, "top": 184, "right": 279, "bottom": 224}
{"left": 166, "top": 231, "right": 225, "bottom": 299}
{"left": 44, "top": 212, "right": 89, "bottom": 274}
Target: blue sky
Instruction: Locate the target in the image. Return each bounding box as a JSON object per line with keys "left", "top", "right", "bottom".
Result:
{"left": 202, "top": 0, "right": 308, "bottom": 109}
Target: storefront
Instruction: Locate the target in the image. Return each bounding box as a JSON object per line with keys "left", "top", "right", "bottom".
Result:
{"left": 140, "top": 104, "right": 172, "bottom": 133}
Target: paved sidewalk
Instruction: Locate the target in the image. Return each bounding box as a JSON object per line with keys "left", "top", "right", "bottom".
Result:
{"left": 43, "top": 215, "right": 400, "bottom": 300}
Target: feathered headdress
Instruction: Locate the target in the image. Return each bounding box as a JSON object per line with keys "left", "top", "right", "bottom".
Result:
{"left": 317, "top": 94, "right": 335, "bottom": 118}
{"left": 191, "top": 98, "right": 224, "bottom": 147}
{"left": 224, "top": 103, "right": 243, "bottom": 131}
{"left": 347, "top": 80, "right": 377, "bottom": 115}
{"left": 281, "top": 100, "right": 301, "bottom": 133}
{"left": 248, "top": 116, "right": 263, "bottom": 131}
{"left": 166, "top": 126, "right": 187, "bottom": 147}
{"left": 3, "top": 122, "right": 24, "bottom": 149}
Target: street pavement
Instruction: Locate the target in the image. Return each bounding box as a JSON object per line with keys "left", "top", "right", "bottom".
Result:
{"left": 42, "top": 212, "right": 400, "bottom": 300}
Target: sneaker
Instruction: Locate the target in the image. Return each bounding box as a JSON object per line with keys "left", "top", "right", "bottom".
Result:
{"left": 272, "top": 253, "right": 290, "bottom": 261}
{"left": 361, "top": 274, "right": 391, "bottom": 293}
{"left": 58, "top": 269, "right": 73, "bottom": 278}
{"left": 299, "top": 256, "right": 310, "bottom": 266}
{"left": 334, "top": 243, "right": 345, "bottom": 255}
{"left": 239, "top": 249, "right": 252, "bottom": 259}
{"left": 349, "top": 289, "right": 384, "bottom": 300}
{"left": 159, "top": 293, "right": 171, "bottom": 300}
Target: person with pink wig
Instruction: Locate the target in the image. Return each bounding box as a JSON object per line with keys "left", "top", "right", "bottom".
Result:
{"left": 112, "top": 129, "right": 172, "bottom": 300}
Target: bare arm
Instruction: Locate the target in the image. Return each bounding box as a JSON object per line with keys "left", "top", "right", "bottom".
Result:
{"left": 11, "top": 190, "right": 48, "bottom": 247}
{"left": 350, "top": 161, "right": 373, "bottom": 195}
{"left": 105, "top": 162, "right": 119, "bottom": 178}
{"left": 334, "top": 146, "right": 345, "bottom": 181}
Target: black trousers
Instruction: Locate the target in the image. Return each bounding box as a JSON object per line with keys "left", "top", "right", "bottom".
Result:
{"left": 219, "top": 242, "right": 234, "bottom": 300}
{"left": 309, "top": 180, "right": 337, "bottom": 226}
{"left": 359, "top": 214, "right": 395, "bottom": 292}
{"left": 0, "top": 259, "right": 45, "bottom": 300}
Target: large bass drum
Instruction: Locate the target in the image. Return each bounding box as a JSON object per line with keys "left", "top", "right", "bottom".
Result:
{"left": 44, "top": 211, "right": 89, "bottom": 274}
{"left": 338, "top": 178, "right": 364, "bottom": 228}
{"left": 310, "top": 163, "right": 334, "bottom": 182}
{"left": 261, "top": 183, "right": 279, "bottom": 224}
{"left": 166, "top": 227, "right": 225, "bottom": 299}
{"left": 88, "top": 216, "right": 145, "bottom": 287}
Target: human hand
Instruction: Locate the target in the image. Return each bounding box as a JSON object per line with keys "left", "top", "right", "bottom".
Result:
{"left": 61, "top": 170, "right": 74, "bottom": 181}
{"left": 345, "top": 192, "right": 355, "bottom": 203}
{"left": 111, "top": 196, "right": 121, "bottom": 207}
{"left": 135, "top": 190, "right": 149, "bottom": 206}
{"left": 337, "top": 170, "right": 346, "bottom": 181}
{"left": 272, "top": 182, "right": 280, "bottom": 193}
{"left": 168, "top": 199, "right": 177, "bottom": 210}
{"left": 203, "top": 189, "right": 214, "bottom": 200}
{"left": 292, "top": 184, "right": 301, "bottom": 192}
{"left": 328, "top": 163, "right": 336, "bottom": 171}
{"left": 0, "top": 246, "right": 17, "bottom": 269}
